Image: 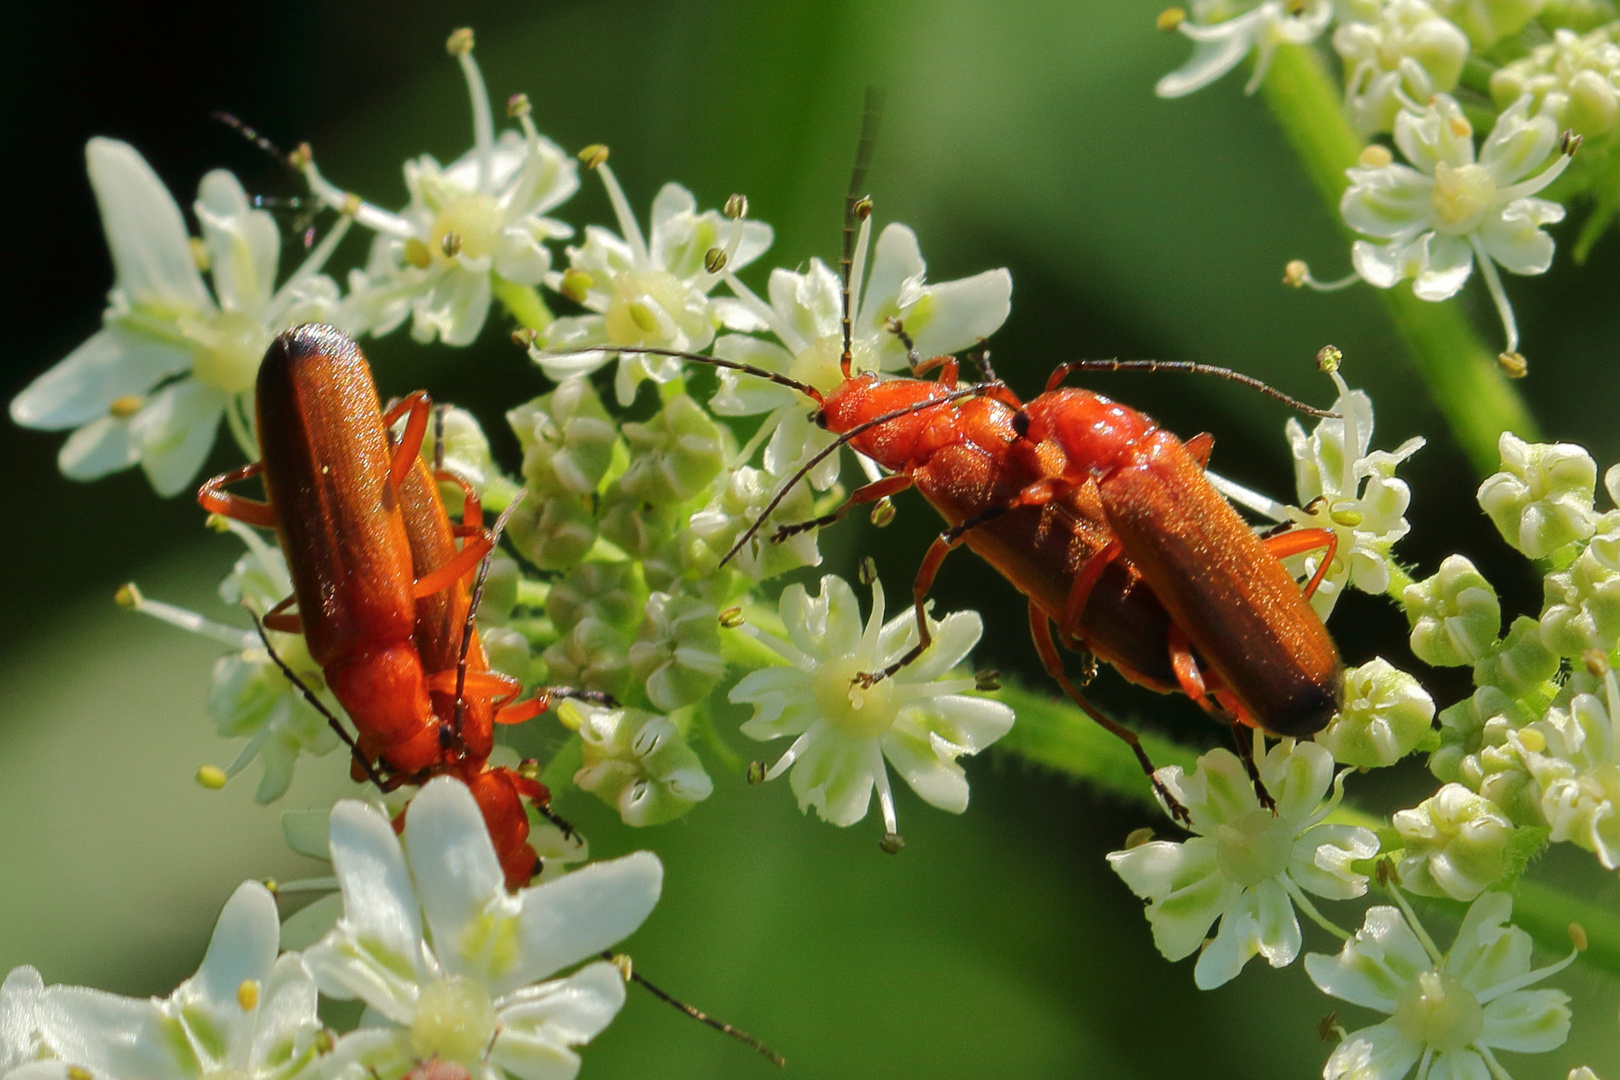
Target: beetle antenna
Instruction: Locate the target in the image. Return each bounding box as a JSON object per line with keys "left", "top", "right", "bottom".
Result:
{"left": 452, "top": 491, "right": 526, "bottom": 748}
{"left": 840, "top": 88, "right": 885, "bottom": 380}
{"left": 212, "top": 111, "right": 296, "bottom": 168}
{"left": 1047, "top": 359, "right": 1338, "bottom": 418}
{"left": 601, "top": 951, "right": 784, "bottom": 1067}
{"left": 530, "top": 344, "right": 825, "bottom": 405}
{"left": 250, "top": 611, "right": 384, "bottom": 790}
{"left": 721, "top": 383, "right": 991, "bottom": 567}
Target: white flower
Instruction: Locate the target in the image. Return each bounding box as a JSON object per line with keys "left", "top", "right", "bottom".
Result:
{"left": 1315, "top": 657, "right": 1436, "bottom": 769}
{"left": 1333, "top": 0, "right": 1470, "bottom": 134}
{"left": 308, "top": 33, "right": 577, "bottom": 346}
{"left": 304, "top": 777, "right": 661, "bottom": 1080}
{"left": 0, "top": 967, "right": 45, "bottom": 1074}
{"left": 38, "top": 882, "right": 323, "bottom": 1080}
{"left": 11, "top": 138, "right": 347, "bottom": 495}
{"left": 1478, "top": 432, "right": 1598, "bottom": 560}
{"left": 1393, "top": 783, "right": 1521, "bottom": 900}
{"left": 710, "top": 220, "right": 1011, "bottom": 491}
{"left": 1108, "top": 740, "right": 1378, "bottom": 989}
{"left": 567, "top": 702, "right": 714, "bottom": 826}
{"left": 1306, "top": 892, "right": 1574, "bottom": 1080}
{"left": 1493, "top": 26, "right": 1620, "bottom": 138}
{"left": 1156, "top": 0, "right": 1334, "bottom": 99}
{"left": 1283, "top": 373, "right": 1424, "bottom": 616}
{"left": 729, "top": 574, "right": 1012, "bottom": 846}
{"left": 535, "top": 170, "right": 771, "bottom": 406}
{"left": 1340, "top": 93, "right": 1572, "bottom": 356}
{"left": 1514, "top": 664, "right": 1620, "bottom": 868}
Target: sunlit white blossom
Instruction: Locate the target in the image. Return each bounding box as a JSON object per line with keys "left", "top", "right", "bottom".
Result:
{"left": 1513, "top": 664, "right": 1620, "bottom": 868}
{"left": 1108, "top": 740, "right": 1377, "bottom": 989}
{"left": 1478, "top": 433, "right": 1598, "bottom": 560}
{"left": 1156, "top": 0, "right": 1334, "bottom": 99}
{"left": 1394, "top": 782, "right": 1524, "bottom": 900}
{"left": 38, "top": 882, "right": 324, "bottom": 1080}
{"left": 0, "top": 966, "right": 46, "bottom": 1075}
{"left": 1494, "top": 26, "right": 1620, "bottom": 138}
{"left": 729, "top": 574, "right": 1012, "bottom": 846}
{"left": 1340, "top": 94, "right": 1572, "bottom": 356}
{"left": 1315, "top": 657, "right": 1436, "bottom": 768}
{"left": 11, "top": 139, "right": 347, "bottom": 494}
{"left": 535, "top": 169, "right": 771, "bottom": 406}
{"left": 1306, "top": 891, "right": 1574, "bottom": 1080}
{"left": 1334, "top": 0, "right": 1469, "bottom": 134}
{"left": 305, "top": 777, "right": 662, "bottom": 1080}
{"left": 308, "top": 33, "right": 578, "bottom": 346}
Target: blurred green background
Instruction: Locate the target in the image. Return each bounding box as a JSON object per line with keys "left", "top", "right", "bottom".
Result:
{"left": 5, "top": 1, "right": 1620, "bottom": 1077}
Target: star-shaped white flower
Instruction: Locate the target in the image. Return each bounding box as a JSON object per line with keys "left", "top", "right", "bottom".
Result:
{"left": 37, "top": 882, "right": 324, "bottom": 1080}
{"left": 1157, "top": 0, "right": 1334, "bottom": 99}
{"left": 304, "top": 777, "right": 662, "bottom": 1080}
{"left": 535, "top": 170, "right": 771, "bottom": 406}
{"left": 729, "top": 574, "right": 1013, "bottom": 847}
{"left": 11, "top": 139, "right": 347, "bottom": 495}
{"left": 1306, "top": 891, "right": 1575, "bottom": 1080}
{"left": 307, "top": 33, "right": 578, "bottom": 346}
{"left": 1107, "top": 740, "right": 1378, "bottom": 989}
{"left": 709, "top": 220, "right": 1011, "bottom": 491}
{"left": 1341, "top": 93, "right": 1572, "bottom": 356}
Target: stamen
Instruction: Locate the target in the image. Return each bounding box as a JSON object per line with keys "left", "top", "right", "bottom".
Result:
{"left": 870, "top": 741, "right": 900, "bottom": 839}
{"left": 1475, "top": 946, "right": 1579, "bottom": 1003}
{"left": 847, "top": 213, "right": 873, "bottom": 364}
{"left": 448, "top": 30, "right": 495, "bottom": 193}
{"left": 595, "top": 162, "right": 650, "bottom": 266}
{"left": 117, "top": 584, "right": 256, "bottom": 650}
{"left": 1469, "top": 236, "right": 1520, "bottom": 356}
{"left": 764, "top": 723, "right": 825, "bottom": 780}
{"left": 1204, "top": 469, "right": 1291, "bottom": 523}
{"left": 264, "top": 214, "right": 355, "bottom": 328}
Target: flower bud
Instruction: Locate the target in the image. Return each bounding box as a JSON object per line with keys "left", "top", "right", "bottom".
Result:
{"left": 505, "top": 493, "right": 598, "bottom": 572}
{"left": 508, "top": 378, "right": 618, "bottom": 496}
{"left": 1433, "top": 0, "right": 1540, "bottom": 46}
{"left": 542, "top": 618, "right": 631, "bottom": 700}
{"left": 629, "top": 592, "right": 725, "bottom": 710}
{"left": 599, "top": 488, "right": 676, "bottom": 560}
{"left": 1540, "top": 540, "right": 1620, "bottom": 655}
{"left": 547, "top": 561, "right": 646, "bottom": 634}
{"left": 570, "top": 703, "right": 714, "bottom": 825}
{"left": 420, "top": 405, "right": 496, "bottom": 499}
{"left": 1315, "top": 657, "right": 1437, "bottom": 768}
{"left": 1403, "top": 555, "right": 1501, "bottom": 666}
{"left": 1393, "top": 783, "right": 1522, "bottom": 900}
{"left": 1478, "top": 433, "right": 1597, "bottom": 559}
{"left": 480, "top": 626, "right": 533, "bottom": 687}
{"left": 618, "top": 394, "right": 726, "bottom": 506}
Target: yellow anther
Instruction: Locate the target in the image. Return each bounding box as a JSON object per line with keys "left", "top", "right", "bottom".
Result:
{"left": 578, "top": 144, "right": 610, "bottom": 169}
{"left": 703, "top": 247, "right": 727, "bottom": 274}
{"left": 719, "top": 606, "right": 745, "bottom": 629}
{"left": 723, "top": 193, "right": 748, "bottom": 220}
{"left": 1283, "top": 259, "right": 1309, "bottom": 287}
{"left": 440, "top": 232, "right": 463, "bottom": 258}
{"left": 1124, "top": 827, "right": 1156, "bottom": 849}
{"left": 197, "top": 765, "right": 229, "bottom": 790}
{"left": 1157, "top": 7, "right": 1187, "bottom": 30}
{"left": 446, "top": 28, "right": 475, "bottom": 56}
{"left": 237, "top": 978, "right": 260, "bottom": 1010}
{"left": 1583, "top": 649, "right": 1610, "bottom": 676}
{"left": 342, "top": 192, "right": 362, "bottom": 216}
{"left": 1570, "top": 922, "right": 1588, "bottom": 952}
{"left": 609, "top": 953, "right": 634, "bottom": 982}
{"left": 190, "top": 236, "right": 212, "bottom": 272}
{"left": 1448, "top": 115, "right": 1472, "bottom": 139}
{"left": 1316, "top": 344, "right": 1343, "bottom": 372}
{"left": 205, "top": 513, "right": 233, "bottom": 533}
{"left": 560, "top": 269, "right": 594, "bottom": 302}
{"left": 1498, "top": 351, "right": 1527, "bottom": 379}
{"left": 108, "top": 394, "right": 145, "bottom": 418}
{"left": 510, "top": 327, "right": 539, "bottom": 347}
{"left": 627, "top": 300, "right": 659, "bottom": 332}
{"left": 518, "top": 758, "right": 541, "bottom": 781}
{"left": 507, "top": 93, "right": 531, "bottom": 118}
{"left": 115, "top": 583, "right": 143, "bottom": 611}
{"left": 404, "top": 237, "right": 433, "bottom": 269}
{"left": 1518, "top": 728, "right": 1546, "bottom": 753}
{"left": 68, "top": 1068, "right": 92, "bottom": 1080}
{"left": 1330, "top": 507, "right": 1363, "bottom": 527}
{"left": 1358, "top": 144, "right": 1393, "bottom": 168}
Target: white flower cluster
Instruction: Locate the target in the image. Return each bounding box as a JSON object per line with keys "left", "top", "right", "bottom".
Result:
{"left": 0, "top": 779, "right": 661, "bottom": 1080}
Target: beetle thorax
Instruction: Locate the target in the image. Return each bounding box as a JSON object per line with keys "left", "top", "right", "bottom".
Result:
{"left": 1025, "top": 390, "right": 1155, "bottom": 477}
{"left": 820, "top": 375, "right": 948, "bottom": 472}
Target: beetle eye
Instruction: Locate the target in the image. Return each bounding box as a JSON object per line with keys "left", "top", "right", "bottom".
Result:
{"left": 811, "top": 408, "right": 829, "bottom": 429}
{"left": 1012, "top": 410, "right": 1031, "bottom": 439}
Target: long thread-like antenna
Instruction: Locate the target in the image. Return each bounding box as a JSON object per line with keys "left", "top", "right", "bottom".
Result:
{"left": 840, "top": 88, "right": 885, "bottom": 379}
{"left": 1047, "top": 359, "right": 1338, "bottom": 418}
{"left": 603, "top": 952, "right": 784, "bottom": 1067}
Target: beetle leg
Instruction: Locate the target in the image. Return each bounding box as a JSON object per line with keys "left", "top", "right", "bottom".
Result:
{"left": 197, "top": 460, "right": 279, "bottom": 528}
{"left": 1263, "top": 526, "right": 1339, "bottom": 600}
{"left": 1061, "top": 537, "right": 1124, "bottom": 635}
{"left": 262, "top": 593, "right": 303, "bottom": 635}
{"left": 412, "top": 529, "right": 494, "bottom": 598}
{"left": 1029, "top": 602, "right": 1191, "bottom": 825}
{"left": 381, "top": 390, "right": 433, "bottom": 488}
{"left": 434, "top": 468, "right": 484, "bottom": 530}
{"left": 853, "top": 503, "right": 1010, "bottom": 688}
{"left": 772, "top": 473, "right": 914, "bottom": 542}
{"left": 1167, "top": 625, "right": 1277, "bottom": 813}
{"left": 1226, "top": 717, "right": 1276, "bottom": 815}
{"left": 250, "top": 612, "right": 383, "bottom": 790}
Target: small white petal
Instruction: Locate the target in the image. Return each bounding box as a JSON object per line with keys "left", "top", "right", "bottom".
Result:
{"left": 881, "top": 726, "right": 969, "bottom": 813}
{"left": 37, "top": 986, "right": 184, "bottom": 1079}
{"left": 1321, "top": 1022, "right": 1423, "bottom": 1080}
{"left": 59, "top": 414, "right": 139, "bottom": 481}
{"left": 86, "top": 137, "right": 211, "bottom": 313}
{"left": 492, "top": 963, "right": 627, "bottom": 1080}
{"left": 1427, "top": 1049, "right": 1492, "bottom": 1080}
{"left": 1477, "top": 198, "right": 1563, "bottom": 276}
{"left": 130, "top": 379, "right": 228, "bottom": 496}
{"left": 1479, "top": 989, "right": 1572, "bottom": 1052}
{"left": 195, "top": 170, "right": 279, "bottom": 315}
{"left": 1305, "top": 905, "right": 1432, "bottom": 1012}
{"left": 403, "top": 778, "right": 508, "bottom": 972}
{"left": 10, "top": 328, "right": 190, "bottom": 430}
{"left": 414, "top": 267, "right": 493, "bottom": 347}
{"left": 1107, "top": 838, "right": 1236, "bottom": 962}
{"left": 855, "top": 224, "right": 927, "bottom": 331}
{"left": 1411, "top": 233, "right": 1475, "bottom": 300}
{"left": 787, "top": 731, "right": 876, "bottom": 827}
{"left": 511, "top": 851, "right": 662, "bottom": 986}
{"left": 906, "top": 269, "right": 1012, "bottom": 359}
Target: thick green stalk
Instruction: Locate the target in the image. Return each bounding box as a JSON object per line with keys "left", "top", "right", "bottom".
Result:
{"left": 996, "top": 677, "right": 1620, "bottom": 981}
{"left": 1260, "top": 45, "right": 1540, "bottom": 473}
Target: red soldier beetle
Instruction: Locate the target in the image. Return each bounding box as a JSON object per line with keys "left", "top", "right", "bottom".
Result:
{"left": 566, "top": 111, "right": 1345, "bottom": 815}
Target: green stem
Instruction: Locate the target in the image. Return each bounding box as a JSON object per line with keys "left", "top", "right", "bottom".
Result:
{"left": 996, "top": 678, "right": 1620, "bottom": 981}
{"left": 1259, "top": 45, "right": 1540, "bottom": 474}
{"left": 492, "top": 276, "right": 554, "bottom": 334}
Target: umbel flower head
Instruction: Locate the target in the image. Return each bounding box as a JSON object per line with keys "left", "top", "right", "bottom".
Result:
{"left": 1306, "top": 891, "right": 1575, "bottom": 1080}
{"left": 730, "top": 573, "right": 1013, "bottom": 848}
{"left": 1107, "top": 739, "right": 1378, "bottom": 989}
{"left": 11, "top": 138, "right": 347, "bottom": 495}
{"left": 37, "top": 881, "right": 324, "bottom": 1080}
{"left": 1333, "top": 0, "right": 1470, "bottom": 134}
{"left": 306, "top": 777, "right": 663, "bottom": 1080}
{"left": 1340, "top": 93, "right": 1573, "bottom": 358}
{"left": 1156, "top": 0, "right": 1334, "bottom": 99}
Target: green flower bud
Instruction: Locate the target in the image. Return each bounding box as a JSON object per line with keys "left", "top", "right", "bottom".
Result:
{"left": 1393, "top": 783, "right": 1524, "bottom": 900}
{"left": 479, "top": 625, "right": 534, "bottom": 686}
{"left": 598, "top": 487, "right": 676, "bottom": 560}
{"left": 419, "top": 405, "right": 496, "bottom": 499}
{"left": 546, "top": 561, "right": 646, "bottom": 634}
{"left": 1316, "top": 657, "right": 1437, "bottom": 768}
{"left": 1491, "top": 24, "right": 1620, "bottom": 137}
{"left": 1431, "top": 685, "right": 1529, "bottom": 784}
{"left": 1403, "top": 555, "right": 1501, "bottom": 667}
{"left": 685, "top": 465, "right": 821, "bottom": 582}
{"left": 628, "top": 592, "right": 726, "bottom": 710}
{"left": 568, "top": 703, "right": 714, "bottom": 826}
{"left": 506, "top": 493, "right": 598, "bottom": 572}
{"left": 541, "top": 617, "right": 631, "bottom": 700}
{"left": 617, "top": 394, "right": 726, "bottom": 507}
{"left": 508, "top": 378, "right": 618, "bottom": 496}
{"left": 474, "top": 553, "right": 521, "bottom": 627}
{"left": 1474, "top": 616, "right": 1561, "bottom": 700}
{"left": 1434, "top": 0, "right": 1543, "bottom": 46}
{"left": 1477, "top": 433, "right": 1597, "bottom": 559}
{"left": 1538, "top": 0, "right": 1618, "bottom": 31}
{"left": 1540, "top": 543, "right": 1620, "bottom": 655}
